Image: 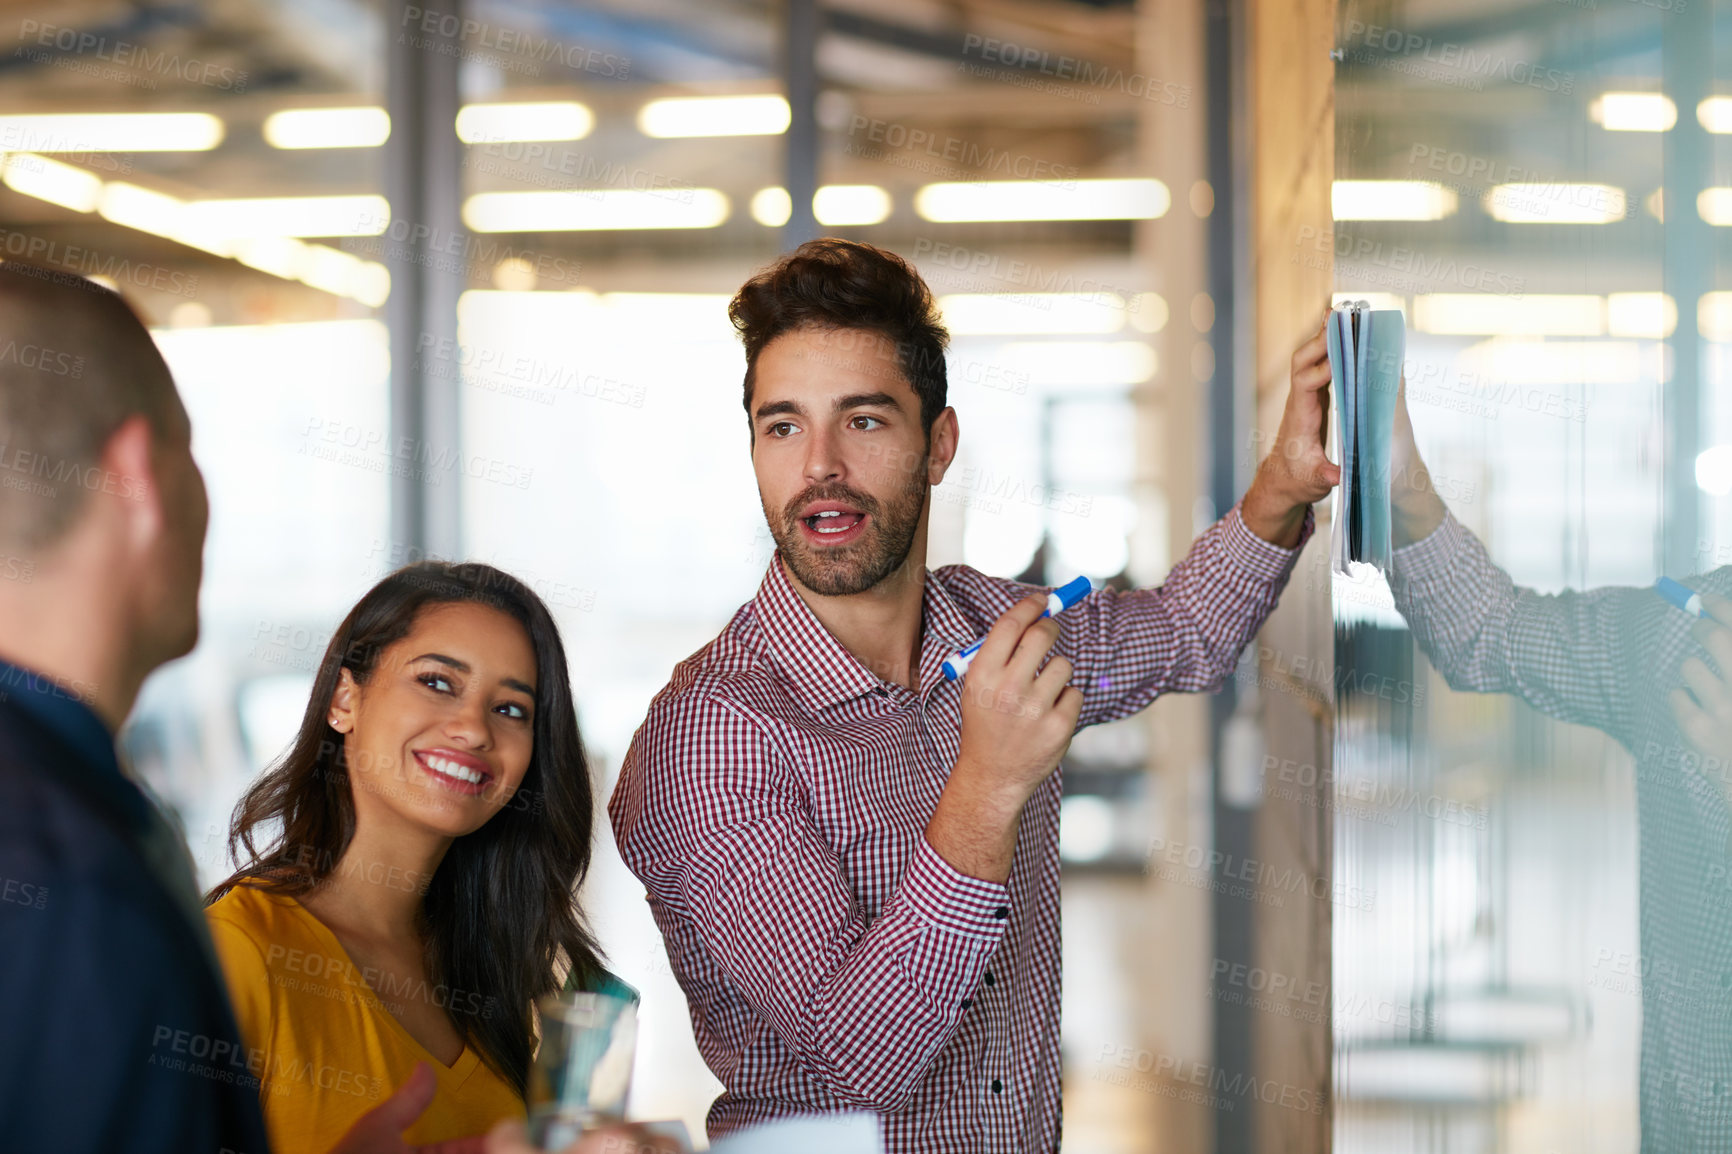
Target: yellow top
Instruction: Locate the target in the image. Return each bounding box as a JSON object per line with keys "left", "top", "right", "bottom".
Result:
{"left": 206, "top": 882, "right": 525, "bottom": 1154}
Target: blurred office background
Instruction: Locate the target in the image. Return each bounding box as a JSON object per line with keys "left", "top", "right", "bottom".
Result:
{"left": 4, "top": 0, "right": 1724, "bottom": 1148}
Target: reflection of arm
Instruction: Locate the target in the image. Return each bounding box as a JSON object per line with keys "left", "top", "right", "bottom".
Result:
{"left": 1388, "top": 510, "right": 1637, "bottom": 744}
{"left": 608, "top": 693, "right": 1008, "bottom": 1114}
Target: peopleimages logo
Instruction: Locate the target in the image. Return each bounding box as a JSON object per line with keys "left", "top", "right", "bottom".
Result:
{"left": 18, "top": 19, "right": 250, "bottom": 91}
{"left": 1294, "top": 226, "right": 1525, "bottom": 298}
{"left": 960, "top": 35, "right": 1191, "bottom": 106}
{"left": 845, "top": 118, "right": 1079, "bottom": 183}
{"left": 398, "top": 6, "right": 630, "bottom": 79}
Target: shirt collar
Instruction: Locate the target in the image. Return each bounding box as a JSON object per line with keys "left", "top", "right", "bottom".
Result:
{"left": 753, "top": 554, "right": 977, "bottom": 713}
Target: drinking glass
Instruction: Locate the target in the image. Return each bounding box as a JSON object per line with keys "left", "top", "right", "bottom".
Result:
{"left": 527, "top": 990, "right": 638, "bottom": 1150}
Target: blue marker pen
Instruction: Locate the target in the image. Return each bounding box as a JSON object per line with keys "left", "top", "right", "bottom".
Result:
{"left": 1655, "top": 576, "right": 1705, "bottom": 618}
{"left": 942, "top": 575, "right": 1094, "bottom": 681}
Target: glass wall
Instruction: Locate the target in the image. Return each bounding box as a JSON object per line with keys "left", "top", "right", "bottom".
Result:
{"left": 1332, "top": 0, "right": 1726, "bottom": 1150}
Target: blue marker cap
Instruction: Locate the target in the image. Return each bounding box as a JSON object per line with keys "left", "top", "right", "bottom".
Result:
{"left": 942, "top": 576, "right": 1094, "bottom": 681}
{"left": 1655, "top": 576, "right": 1705, "bottom": 618}
{"left": 1046, "top": 575, "right": 1093, "bottom": 615}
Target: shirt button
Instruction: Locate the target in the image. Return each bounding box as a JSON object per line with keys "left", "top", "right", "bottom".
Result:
{"left": 984, "top": 972, "right": 996, "bottom": 986}
{"left": 991, "top": 1079, "right": 1004, "bottom": 1094}
{"left": 960, "top": 998, "right": 972, "bottom": 1009}
{"left": 993, "top": 906, "right": 1008, "bottom": 919}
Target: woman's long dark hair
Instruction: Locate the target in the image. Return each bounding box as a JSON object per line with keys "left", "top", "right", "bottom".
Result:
{"left": 207, "top": 561, "right": 605, "bottom": 1098}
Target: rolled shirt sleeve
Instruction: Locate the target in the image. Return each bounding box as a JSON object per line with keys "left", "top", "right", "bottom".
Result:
{"left": 1062, "top": 501, "right": 1313, "bottom": 727}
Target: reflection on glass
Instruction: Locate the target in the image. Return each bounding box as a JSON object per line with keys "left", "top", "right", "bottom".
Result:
{"left": 1327, "top": 1, "right": 1729, "bottom": 1150}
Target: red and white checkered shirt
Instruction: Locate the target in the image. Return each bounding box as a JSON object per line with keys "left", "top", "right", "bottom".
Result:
{"left": 608, "top": 504, "right": 1309, "bottom": 1153}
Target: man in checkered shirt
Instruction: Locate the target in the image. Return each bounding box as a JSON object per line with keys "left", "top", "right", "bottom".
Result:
{"left": 608, "top": 240, "right": 1338, "bottom": 1151}
{"left": 1357, "top": 334, "right": 1732, "bottom": 1152}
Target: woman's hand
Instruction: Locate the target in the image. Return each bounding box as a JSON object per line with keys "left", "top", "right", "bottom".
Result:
{"left": 321, "top": 1064, "right": 684, "bottom": 1154}
{"left": 325, "top": 1063, "right": 485, "bottom": 1154}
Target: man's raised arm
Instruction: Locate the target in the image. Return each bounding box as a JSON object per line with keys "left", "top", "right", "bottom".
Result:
{"left": 1040, "top": 318, "right": 1339, "bottom": 728}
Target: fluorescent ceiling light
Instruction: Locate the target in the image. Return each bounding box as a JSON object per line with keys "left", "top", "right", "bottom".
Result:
{"left": 0, "top": 112, "right": 223, "bottom": 152}
{"left": 1332, "top": 181, "right": 1457, "bottom": 221}
{"left": 1002, "top": 340, "right": 1157, "bottom": 386}
{"left": 490, "top": 257, "right": 538, "bottom": 292}
{"left": 813, "top": 184, "right": 891, "bottom": 226}
{"left": 349, "top": 265, "right": 391, "bottom": 309}
{"left": 97, "top": 181, "right": 229, "bottom": 256}
{"left": 940, "top": 293, "right": 1128, "bottom": 336}
{"left": 915, "top": 178, "right": 1170, "bottom": 223}
{"left": 750, "top": 185, "right": 894, "bottom": 226}
{"left": 1700, "top": 292, "right": 1732, "bottom": 340}
{"left": 1699, "top": 97, "right": 1732, "bottom": 133}
{"left": 93, "top": 179, "right": 387, "bottom": 304}
{"left": 1412, "top": 293, "right": 1603, "bottom": 336}
{"left": 461, "top": 291, "right": 736, "bottom": 338}
{"left": 750, "top": 187, "right": 791, "bottom": 227}
{"left": 1699, "top": 188, "right": 1732, "bottom": 226}
{"left": 597, "top": 293, "right": 735, "bottom": 334}
{"left": 263, "top": 107, "right": 390, "bottom": 149}
{"left": 98, "top": 181, "right": 188, "bottom": 238}
{"left": 456, "top": 102, "right": 592, "bottom": 144}
{"left": 299, "top": 245, "right": 369, "bottom": 296}
{"left": 1, "top": 154, "right": 102, "bottom": 212}
{"left": 190, "top": 195, "right": 390, "bottom": 239}
{"left": 463, "top": 189, "right": 730, "bottom": 231}
{"left": 1458, "top": 337, "right": 1653, "bottom": 385}
{"left": 1127, "top": 292, "right": 1168, "bottom": 333}
{"left": 638, "top": 95, "right": 790, "bottom": 138}
{"left": 1698, "top": 446, "right": 1732, "bottom": 495}
{"left": 96, "top": 183, "right": 253, "bottom": 257}
{"left": 232, "top": 236, "right": 309, "bottom": 280}
{"left": 1696, "top": 444, "right": 1732, "bottom": 496}
{"left": 1484, "top": 183, "right": 1626, "bottom": 224}
{"left": 1606, "top": 292, "right": 1676, "bottom": 338}
{"left": 1590, "top": 92, "right": 1676, "bottom": 131}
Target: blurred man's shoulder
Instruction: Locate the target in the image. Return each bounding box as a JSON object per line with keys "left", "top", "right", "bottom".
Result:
{"left": 0, "top": 706, "right": 165, "bottom": 915}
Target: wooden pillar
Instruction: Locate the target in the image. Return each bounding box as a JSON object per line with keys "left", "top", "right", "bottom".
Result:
{"left": 1245, "top": 0, "right": 1336, "bottom": 1152}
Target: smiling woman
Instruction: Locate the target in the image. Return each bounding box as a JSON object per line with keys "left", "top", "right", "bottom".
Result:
{"left": 201, "top": 561, "right": 612, "bottom": 1154}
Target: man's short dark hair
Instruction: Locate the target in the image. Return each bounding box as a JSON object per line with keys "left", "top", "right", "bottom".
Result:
{"left": 729, "top": 238, "right": 949, "bottom": 438}
{"left": 0, "top": 263, "right": 177, "bottom": 549}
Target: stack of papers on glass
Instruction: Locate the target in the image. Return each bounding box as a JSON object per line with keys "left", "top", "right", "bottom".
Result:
{"left": 1327, "top": 300, "right": 1404, "bottom": 575}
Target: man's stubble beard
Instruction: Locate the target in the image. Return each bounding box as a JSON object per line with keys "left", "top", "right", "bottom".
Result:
{"left": 765, "top": 458, "right": 929, "bottom": 597}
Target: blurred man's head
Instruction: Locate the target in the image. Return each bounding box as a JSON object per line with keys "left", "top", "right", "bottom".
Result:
{"left": 0, "top": 264, "right": 207, "bottom": 695}
{"left": 729, "top": 239, "right": 957, "bottom": 597}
